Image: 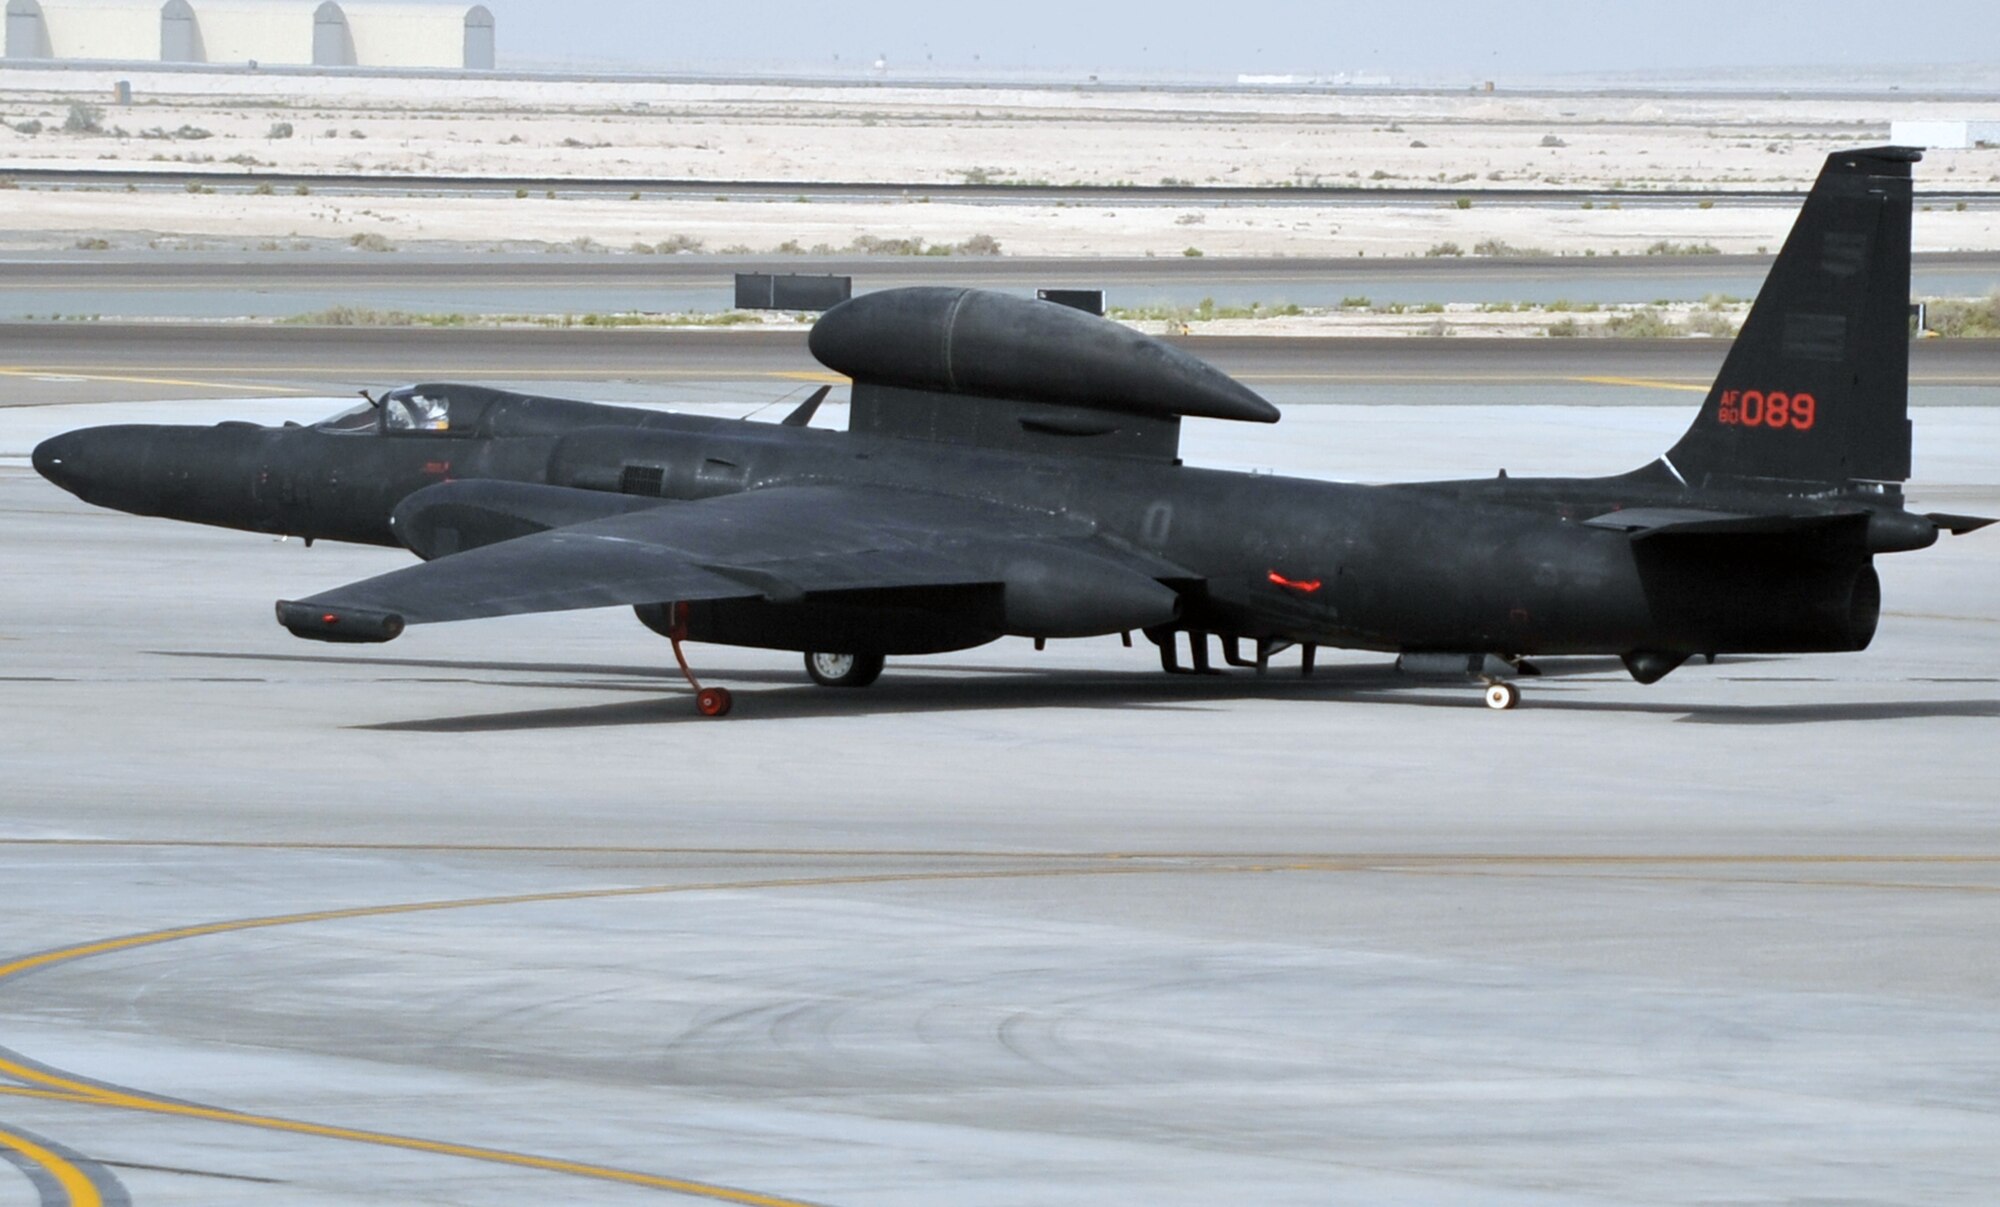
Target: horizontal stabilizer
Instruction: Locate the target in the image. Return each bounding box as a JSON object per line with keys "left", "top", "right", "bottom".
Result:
{"left": 1582, "top": 507, "right": 1862, "bottom": 539}
{"left": 1928, "top": 512, "right": 1997, "bottom": 536}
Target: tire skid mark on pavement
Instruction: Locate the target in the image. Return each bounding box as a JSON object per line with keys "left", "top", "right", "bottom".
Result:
{"left": 0, "top": 861, "right": 1256, "bottom": 1204}
{"left": 3, "top": 853, "right": 1994, "bottom": 1200}
{"left": 8, "top": 839, "right": 2000, "bottom": 863}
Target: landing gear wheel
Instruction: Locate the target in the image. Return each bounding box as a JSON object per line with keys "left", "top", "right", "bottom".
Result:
{"left": 1484, "top": 681, "right": 1521, "bottom": 711}
{"left": 805, "top": 650, "right": 886, "bottom": 688}
{"left": 663, "top": 603, "right": 735, "bottom": 717}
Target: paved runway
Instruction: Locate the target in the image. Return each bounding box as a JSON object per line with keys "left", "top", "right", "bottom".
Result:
{"left": 13, "top": 167, "right": 1962, "bottom": 205}
{"left": 2, "top": 384, "right": 1998, "bottom": 1203}
{"left": 8, "top": 252, "right": 2000, "bottom": 318}
{"left": 4, "top": 322, "right": 2000, "bottom": 410}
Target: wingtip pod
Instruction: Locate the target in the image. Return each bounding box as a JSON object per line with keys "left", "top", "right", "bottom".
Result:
{"left": 809, "top": 286, "right": 1280, "bottom": 424}
{"left": 275, "top": 600, "right": 405, "bottom": 643}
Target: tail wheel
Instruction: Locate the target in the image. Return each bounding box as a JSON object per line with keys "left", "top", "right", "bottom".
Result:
{"left": 1483, "top": 681, "right": 1521, "bottom": 711}
{"left": 805, "top": 651, "right": 886, "bottom": 688}
{"left": 695, "top": 687, "right": 734, "bottom": 717}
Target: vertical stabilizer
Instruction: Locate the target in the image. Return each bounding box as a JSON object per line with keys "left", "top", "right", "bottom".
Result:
{"left": 1662, "top": 147, "right": 1919, "bottom": 493}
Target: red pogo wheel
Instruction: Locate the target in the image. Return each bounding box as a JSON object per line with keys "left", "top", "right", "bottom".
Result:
{"left": 695, "top": 687, "right": 733, "bottom": 717}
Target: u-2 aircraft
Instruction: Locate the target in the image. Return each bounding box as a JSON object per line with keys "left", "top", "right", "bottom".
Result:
{"left": 33, "top": 147, "right": 1991, "bottom": 715}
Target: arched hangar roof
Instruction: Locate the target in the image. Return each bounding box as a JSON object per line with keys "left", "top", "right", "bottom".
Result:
{"left": 6, "top": 0, "right": 162, "bottom": 61}
{"left": 6, "top": 0, "right": 493, "bottom": 67}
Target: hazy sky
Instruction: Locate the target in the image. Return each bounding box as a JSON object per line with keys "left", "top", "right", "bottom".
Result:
{"left": 487, "top": 1, "right": 2000, "bottom": 79}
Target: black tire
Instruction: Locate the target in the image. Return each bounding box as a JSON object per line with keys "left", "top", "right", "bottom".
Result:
{"left": 804, "top": 651, "right": 885, "bottom": 688}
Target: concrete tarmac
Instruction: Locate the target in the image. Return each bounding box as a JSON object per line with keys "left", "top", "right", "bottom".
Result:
{"left": 6, "top": 252, "right": 2000, "bottom": 319}
{"left": 21, "top": 168, "right": 1990, "bottom": 206}
{"left": 5, "top": 323, "right": 2000, "bottom": 410}
{"left": 2, "top": 385, "right": 1999, "bottom": 1204}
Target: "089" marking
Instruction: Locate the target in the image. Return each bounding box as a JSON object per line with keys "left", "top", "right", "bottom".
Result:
{"left": 1718, "top": 389, "right": 1816, "bottom": 431}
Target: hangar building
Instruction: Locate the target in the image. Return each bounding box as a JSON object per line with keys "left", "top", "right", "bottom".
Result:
{"left": 4, "top": 0, "right": 494, "bottom": 69}
{"left": 1888, "top": 120, "right": 2000, "bottom": 151}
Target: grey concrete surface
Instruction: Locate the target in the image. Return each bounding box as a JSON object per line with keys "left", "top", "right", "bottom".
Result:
{"left": 5, "top": 323, "right": 2000, "bottom": 411}
{"left": 5, "top": 252, "right": 1999, "bottom": 318}
{"left": 1, "top": 397, "right": 1998, "bottom": 1205}
{"left": 18, "top": 168, "right": 1981, "bottom": 206}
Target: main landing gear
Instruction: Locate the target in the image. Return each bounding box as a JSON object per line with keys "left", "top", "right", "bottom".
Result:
{"left": 804, "top": 651, "right": 886, "bottom": 688}
{"left": 1145, "top": 627, "right": 1320, "bottom": 677}
{"left": 1398, "top": 652, "right": 1534, "bottom": 710}
{"left": 662, "top": 602, "right": 732, "bottom": 717}
{"left": 1478, "top": 657, "right": 1544, "bottom": 710}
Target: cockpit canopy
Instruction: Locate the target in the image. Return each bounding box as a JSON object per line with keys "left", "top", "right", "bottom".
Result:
{"left": 385, "top": 387, "right": 451, "bottom": 432}
{"left": 310, "top": 382, "right": 654, "bottom": 439}
{"left": 317, "top": 386, "right": 456, "bottom": 434}
{"left": 315, "top": 385, "right": 492, "bottom": 436}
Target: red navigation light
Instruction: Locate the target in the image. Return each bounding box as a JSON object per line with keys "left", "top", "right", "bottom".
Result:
{"left": 321, "top": 613, "right": 339, "bottom": 624}
{"left": 1267, "top": 571, "right": 1322, "bottom": 593}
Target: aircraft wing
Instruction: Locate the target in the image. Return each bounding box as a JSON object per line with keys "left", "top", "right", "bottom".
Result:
{"left": 276, "top": 483, "right": 1191, "bottom": 642}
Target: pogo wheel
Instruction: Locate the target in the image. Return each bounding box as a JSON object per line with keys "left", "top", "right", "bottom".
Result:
{"left": 695, "top": 686, "right": 734, "bottom": 717}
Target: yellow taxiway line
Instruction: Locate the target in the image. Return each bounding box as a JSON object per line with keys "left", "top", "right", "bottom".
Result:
{"left": 3, "top": 364, "right": 1992, "bottom": 391}
{"left": 2, "top": 853, "right": 1994, "bottom": 1200}
{"left": 0, "top": 1123, "right": 102, "bottom": 1207}
{"left": 0, "top": 1085, "right": 806, "bottom": 1205}
{"left": 0, "top": 364, "right": 816, "bottom": 383}
{"left": 0, "top": 864, "right": 1226, "bottom": 1204}
{"left": 8, "top": 839, "right": 2000, "bottom": 866}
{"left": 0, "top": 366, "right": 302, "bottom": 393}
{"left": 1568, "top": 374, "right": 1712, "bottom": 393}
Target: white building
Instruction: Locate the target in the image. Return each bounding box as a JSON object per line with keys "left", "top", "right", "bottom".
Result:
{"left": 161, "top": 0, "right": 319, "bottom": 64}
{"left": 5, "top": 0, "right": 492, "bottom": 68}
{"left": 5, "top": 0, "right": 160, "bottom": 60}
{"left": 1889, "top": 120, "right": 2000, "bottom": 150}
{"left": 335, "top": 3, "right": 492, "bottom": 70}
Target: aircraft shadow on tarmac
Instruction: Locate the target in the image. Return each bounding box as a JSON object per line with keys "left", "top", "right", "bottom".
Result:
{"left": 153, "top": 648, "right": 823, "bottom": 684}
{"left": 153, "top": 649, "right": 2000, "bottom": 731}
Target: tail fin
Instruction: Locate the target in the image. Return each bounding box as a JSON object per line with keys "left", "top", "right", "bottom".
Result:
{"left": 1660, "top": 147, "right": 1919, "bottom": 495}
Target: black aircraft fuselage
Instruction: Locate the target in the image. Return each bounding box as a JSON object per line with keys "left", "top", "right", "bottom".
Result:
{"left": 34, "top": 396, "right": 1903, "bottom": 659}
{"left": 32, "top": 148, "right": 1991, "bottom": 712}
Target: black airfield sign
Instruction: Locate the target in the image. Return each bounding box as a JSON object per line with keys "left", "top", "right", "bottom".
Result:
{"left": 734, "top": 272, "right": 852, "bottom": 311}
{"left": 34, "top": 149, "right": 1991, "bottom": 716}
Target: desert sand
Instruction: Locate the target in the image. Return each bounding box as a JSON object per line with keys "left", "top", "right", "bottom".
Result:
{"left": 0, "top": 68, "right": 1996, "bottom": 259}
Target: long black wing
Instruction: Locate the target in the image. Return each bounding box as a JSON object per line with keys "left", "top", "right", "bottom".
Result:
{"left": 276, "top": 484, "right": 1186, "bottom": 642}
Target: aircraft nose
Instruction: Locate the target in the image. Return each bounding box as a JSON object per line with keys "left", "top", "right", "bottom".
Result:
{"left": 31, "top": 431, "right": 83, "bottom": 493}
{"left": 31, "top": 422, "right": 276, "bottom": 527}
{"left": 30, "top": 424, "right": 157, "bottom": 510}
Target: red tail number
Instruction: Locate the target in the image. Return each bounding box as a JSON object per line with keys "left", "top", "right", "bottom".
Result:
{"left": 1718, "top": 390, "right": 1816, "bottom": 431}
